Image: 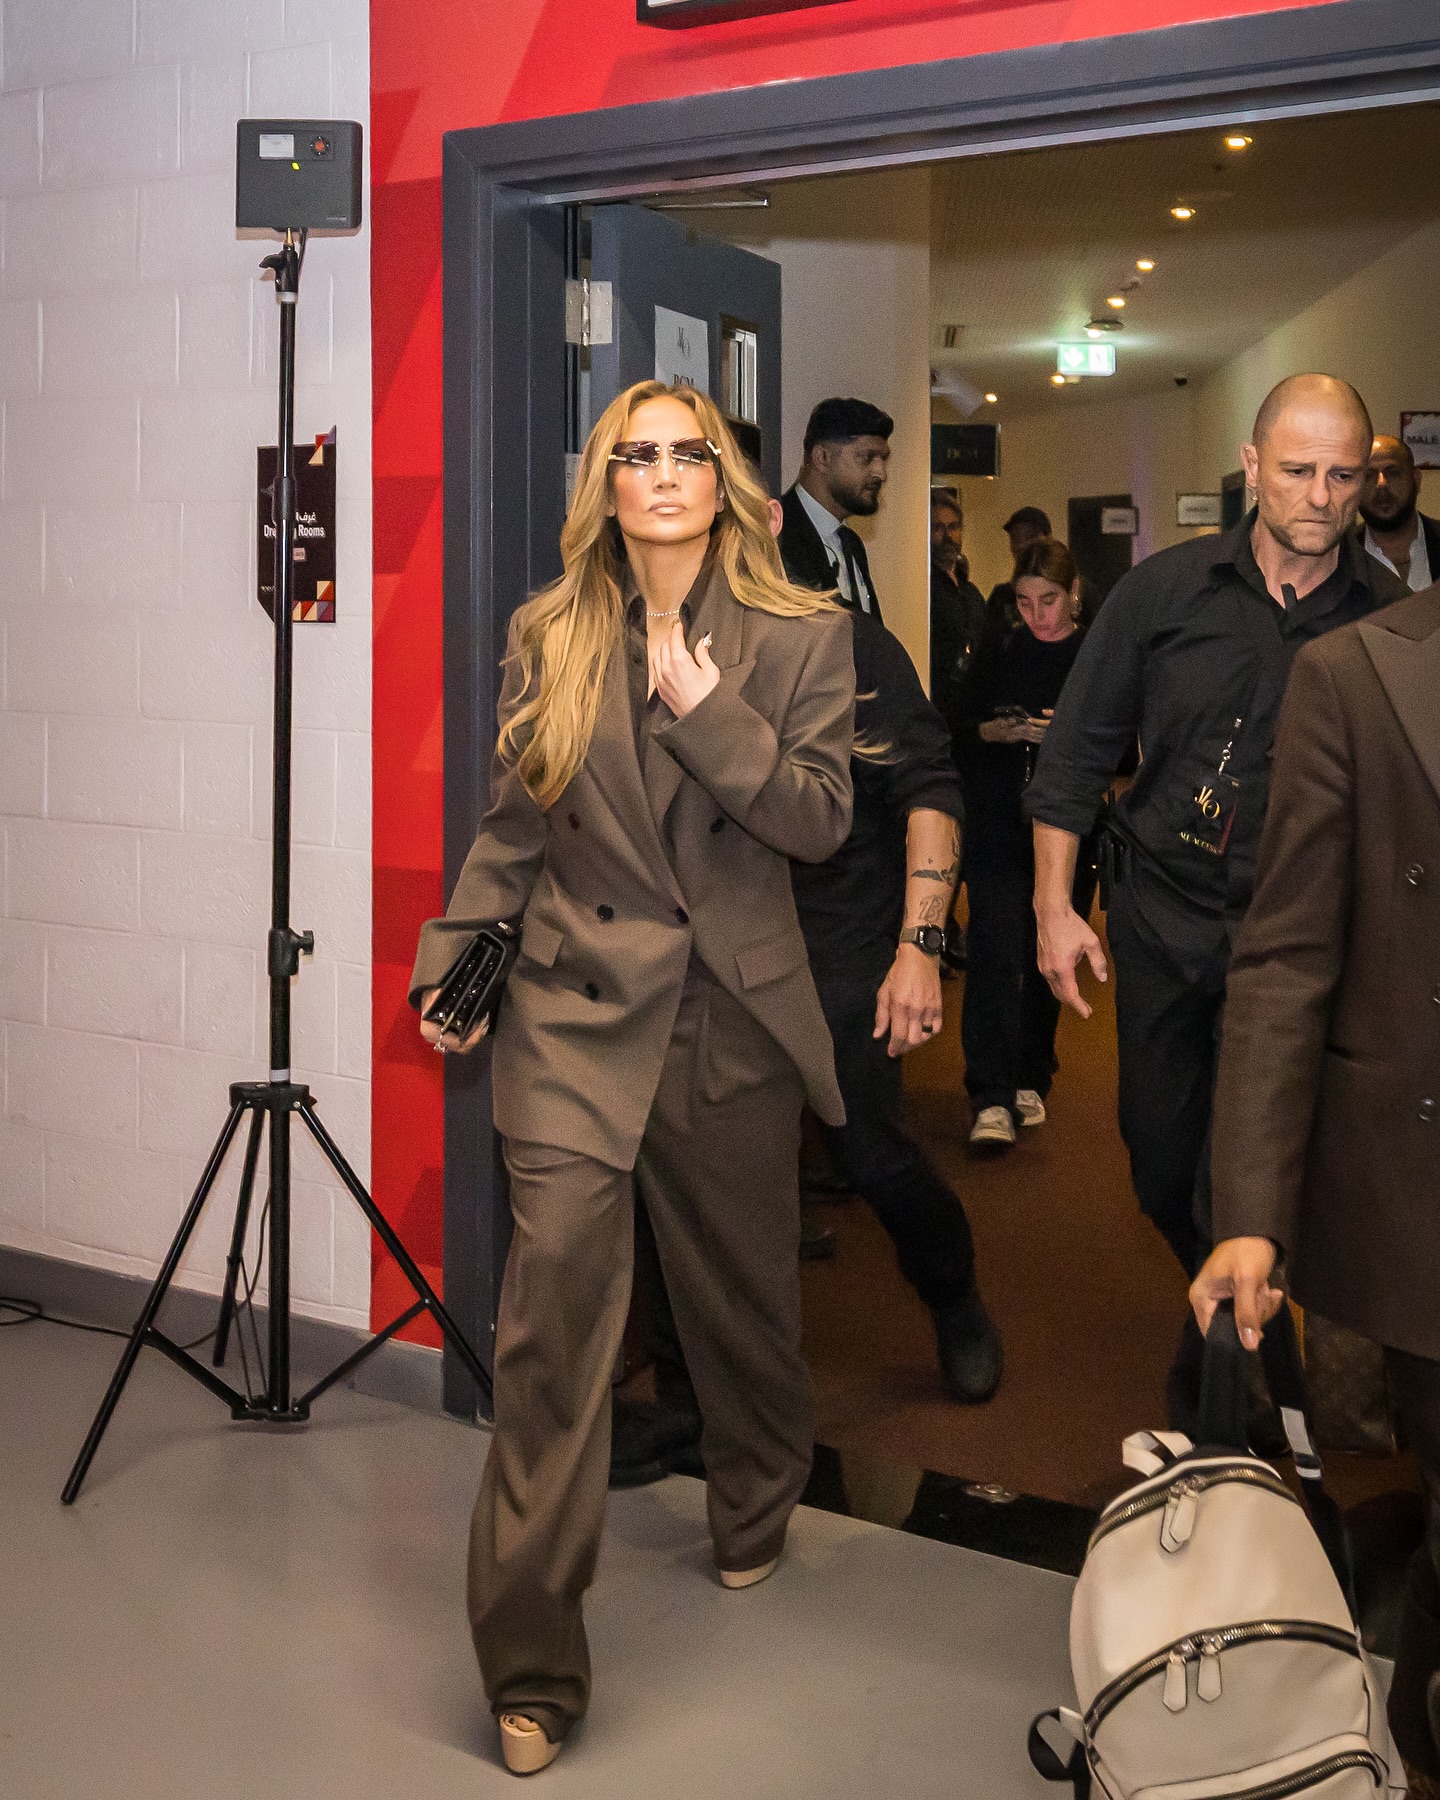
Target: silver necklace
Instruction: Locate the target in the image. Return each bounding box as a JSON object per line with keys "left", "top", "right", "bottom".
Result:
{"left": 646, "top": 605, "right": 683, "bottom": 620}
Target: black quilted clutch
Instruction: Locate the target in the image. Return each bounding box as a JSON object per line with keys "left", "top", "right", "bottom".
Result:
{"left": 421, "top": 922, "right": 520, "bottom": 1041}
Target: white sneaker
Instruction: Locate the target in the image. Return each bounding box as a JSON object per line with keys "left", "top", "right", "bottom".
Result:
{"left": 1015, "top": 1090, "right": 1047, "bottom": 1127}
{"left": 969, "top": 1105, "right": 1016, "bottom": 1148}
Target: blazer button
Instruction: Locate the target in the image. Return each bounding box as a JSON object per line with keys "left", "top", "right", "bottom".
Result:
{"left": 568, "top": 813, "right": 581, "bottom": 830}
{"left": 584, "top": 981, "right": 600, "bottom": 1001}
{"left": 675, "top": 907, "right": 689, "bottom": 924}
{"left": 1421, "top": 1098, "right": 1437, "bottom": 1123}
{"left": 596, "top": 904, "right": 614, "bottom": 921}
{"left": 710, "top": 817, "right": 725, "bottom": 833}
{"left": 1406, "top": 862, "right": 1426, "bottom": 887}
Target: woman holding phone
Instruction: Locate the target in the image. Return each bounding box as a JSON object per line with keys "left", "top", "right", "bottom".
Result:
{"left": 957, "top": 537, "right": 1096, "bottom": 1151}
{"left": 411, "top": 381, "right": 854, "bottom": 1774}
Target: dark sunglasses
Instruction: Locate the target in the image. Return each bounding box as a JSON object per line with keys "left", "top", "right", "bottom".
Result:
{"left": 609, "top": 437, "right": 720, "bottom": 469}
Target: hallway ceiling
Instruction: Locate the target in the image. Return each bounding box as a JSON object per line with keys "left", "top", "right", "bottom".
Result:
{"left": 928, "top": 101, "right": 1440, "bottom": 411}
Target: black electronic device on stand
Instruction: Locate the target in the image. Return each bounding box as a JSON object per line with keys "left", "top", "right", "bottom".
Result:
{"left": 62, "top": 122, "right": 491, "bottom": 1505}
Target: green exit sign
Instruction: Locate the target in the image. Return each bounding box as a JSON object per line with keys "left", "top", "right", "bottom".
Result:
{"left": 1057, "top": 342, "right": 1117, "bottom": 377}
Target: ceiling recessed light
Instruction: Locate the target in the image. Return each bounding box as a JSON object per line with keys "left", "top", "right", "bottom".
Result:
{"left": 1086, "top": 315, "right": 1124, "bottom": 333}
{"left": 1136, "top": 258, "right": 1156, "bottom": 271}
{"left": 1224, "top": 133, "right": 1253, "bottom": 151}
{"left": 1050, "top": 373, "right": 1067, "bottom": 387}
{"left": 1171, "top": 204, "right": 1195, "bottom": 221}
{"left": 1106, "top": 295, "right": 1127, "bottom": 309}
{"left": 984, "top": 392, "right": 998, "bottom": 404}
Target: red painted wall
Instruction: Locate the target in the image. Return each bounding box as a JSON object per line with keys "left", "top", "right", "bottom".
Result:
{"left": 367, "top": 0, "right": 1344, "bottom": 1335}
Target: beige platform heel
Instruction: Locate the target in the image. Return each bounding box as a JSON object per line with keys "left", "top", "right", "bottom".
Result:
{"left": 499, "top": 1713, "right": 560, "bottom": 1776}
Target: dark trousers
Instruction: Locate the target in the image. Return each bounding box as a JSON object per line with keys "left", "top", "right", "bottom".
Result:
{"left": 1107, "top": 878, "right": 1227, "bottom": 1278}
{"left": 816, "top": 974, "right": 976, "bottom": 1310}
{"left": 470, "top": 969, "right": 811, "bottom": 1742}
{"left": 1386, "top": 1346, "right": 1440, "bottom": 1775}
{"left": 961, "top": 848, "right": 1097, "bottom": 1119}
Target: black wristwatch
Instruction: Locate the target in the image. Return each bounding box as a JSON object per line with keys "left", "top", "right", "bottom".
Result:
{"left": 899, "top": 925, "right": 945, "bottom": 957}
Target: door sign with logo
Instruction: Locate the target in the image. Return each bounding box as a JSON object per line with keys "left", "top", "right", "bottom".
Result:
{"left": 257, "top": 428, "right": 337, "bottom": 622}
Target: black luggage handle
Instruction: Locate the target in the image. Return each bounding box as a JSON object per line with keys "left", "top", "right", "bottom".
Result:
{"left": 1199, "top": 1300, "right": 1357, "bottom": 1618}
{"left": 1028, "top": 1711, "right": 1091, "bottom": 1800}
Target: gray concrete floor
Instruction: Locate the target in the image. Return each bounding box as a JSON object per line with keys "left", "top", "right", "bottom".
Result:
{"left": 0, "top": 1319, "right": 1076, "bottom": 1798}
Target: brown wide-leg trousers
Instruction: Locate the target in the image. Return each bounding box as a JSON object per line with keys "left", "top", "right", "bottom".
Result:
{"left": 466, "top": 965, "right": 814, "bottom": 1743}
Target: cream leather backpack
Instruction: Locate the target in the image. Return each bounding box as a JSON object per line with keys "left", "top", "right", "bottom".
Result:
{"left": 1030, "top": 1305, "right": 1401, "bottom": 1800}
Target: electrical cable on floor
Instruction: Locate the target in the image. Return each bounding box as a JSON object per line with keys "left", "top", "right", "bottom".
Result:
{"left": 232, "top": 1193, "right": 273, "bottom": 1405}
{"left": 0, "top": 1295, "right": 218, "bottom": 1352}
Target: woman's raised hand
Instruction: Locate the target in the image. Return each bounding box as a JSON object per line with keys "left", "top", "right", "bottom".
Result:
{"left": 650, "top": 621, "right": 720, "bottom": 719}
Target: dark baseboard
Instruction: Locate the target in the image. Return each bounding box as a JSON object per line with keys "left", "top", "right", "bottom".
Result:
{"left": 0, "top": 1244, "right": 458, "bottom": 1421}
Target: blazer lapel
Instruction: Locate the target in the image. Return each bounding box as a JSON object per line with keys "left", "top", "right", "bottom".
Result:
{"left": 643, "top": 562, "right": 745, "bottom": 828}
{"left": 1359, "top": 615, "right": 1440, "bottom": 804}
{"left": 588, "top": 641, "right": 685, "bottom": 899}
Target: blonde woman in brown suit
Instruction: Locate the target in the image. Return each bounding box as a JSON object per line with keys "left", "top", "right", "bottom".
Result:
{"left": 411, "top": 381, "right": 855, "bottom": 1775}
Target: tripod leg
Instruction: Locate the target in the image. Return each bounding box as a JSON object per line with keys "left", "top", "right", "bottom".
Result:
{"left": 213, "top": 1105, "right": 266, "bottom": 1368}
{"left": 62, "top": 1102, "right": 249, "bottom": 1505}
{"left": 297, "top": 1102, "right": 493, "bottom": 1404}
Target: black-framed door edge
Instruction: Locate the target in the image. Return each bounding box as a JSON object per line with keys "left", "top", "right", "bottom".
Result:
{"left": 435, "top": 0, "right": 1440, "bottom": 1417}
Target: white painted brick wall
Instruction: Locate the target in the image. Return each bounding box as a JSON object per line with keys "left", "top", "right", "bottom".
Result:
{"left": 0, "top": 0, "right": 372, "bottom": 1328}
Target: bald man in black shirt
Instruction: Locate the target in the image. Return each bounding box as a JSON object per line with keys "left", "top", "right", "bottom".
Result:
{"left": 1026, "top": 374, "right": 1402, "bottom": 1313}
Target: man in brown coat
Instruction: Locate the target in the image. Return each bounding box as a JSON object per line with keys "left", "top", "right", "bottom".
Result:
{"left": 1192, "top": 583, "right": 1440, "bottom": 1783}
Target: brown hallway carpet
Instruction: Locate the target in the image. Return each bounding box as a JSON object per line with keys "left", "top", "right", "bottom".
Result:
{"left": 799, "top": 944, "right": 1420, "bottom": 1523}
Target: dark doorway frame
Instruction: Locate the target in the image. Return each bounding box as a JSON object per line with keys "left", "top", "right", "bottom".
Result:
{"left": 436, "top": 0, "right": 1440, "bottom": 1417}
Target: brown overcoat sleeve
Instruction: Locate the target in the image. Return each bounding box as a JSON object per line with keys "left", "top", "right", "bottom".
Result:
{"left": 408, "top": 615, "right": 547, "bottom": 1005}
{"left": 655, "top": 607, "right": 854, "bottom": 864}
{"left": 1210, "top": 641, "right": 1356, "bottom": 1258}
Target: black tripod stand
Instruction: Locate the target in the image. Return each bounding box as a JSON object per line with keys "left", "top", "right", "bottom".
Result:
{"left": 62, "top": 232, "right": 491, "bottom": 1505}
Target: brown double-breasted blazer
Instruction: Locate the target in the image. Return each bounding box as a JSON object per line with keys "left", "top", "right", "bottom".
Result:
{"left": 410, "top": 561, "right": 856, "bottom": 1171}
{"left": 1211, "top": 585, "right": 1440, "bottom": 1359}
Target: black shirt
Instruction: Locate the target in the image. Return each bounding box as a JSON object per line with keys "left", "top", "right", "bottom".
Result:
{"left": 929, "top": 560, "right": 988, "bottom": 739}
{"left": 790, "top": 610, "right": 963, "bottom": 984}
{"left": 958, "top": 625, "right": 1084, "bottom": 865}
{"left": 1025, "top": 510, "right": 1401, "bottom": 975}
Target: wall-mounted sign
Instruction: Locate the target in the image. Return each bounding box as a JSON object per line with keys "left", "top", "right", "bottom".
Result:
{"left": 1400, "top": 411, "right": 1440, "bottom": 469}
{"left": 257, "top": 429, "right": 337, "bottom": 622}
{"left": 931, "top": 423, "right": 1000, "bottom": 479}
{"left": 1101, "top": 505, "right": 1139, "bottom": 536}
{"left": 655, "top": 305, "right": 709, "bottom": 390}
{"left": 1176, "top": 492, "right": 1222, "bottom": 528}
{"left": 1057, "top": 342, "right": 1117, "bottom": 378}
{"left": 638, "top": 0, "right": 845, "bottom": 24}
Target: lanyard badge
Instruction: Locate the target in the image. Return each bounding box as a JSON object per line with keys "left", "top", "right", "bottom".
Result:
{"left": 1178, "top": 718, "right": 1242, "bottom": 858}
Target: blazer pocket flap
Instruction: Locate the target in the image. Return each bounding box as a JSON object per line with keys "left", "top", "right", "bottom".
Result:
{"left": 520, "top": 917, "right": 564, "bottom": 968}
{"left": 735, "top": 930, "right": 807, "bottom": 992}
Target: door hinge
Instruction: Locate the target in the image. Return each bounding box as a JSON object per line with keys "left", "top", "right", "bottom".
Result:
{"left": 565, "top": 278, "right": 612, "bottom": 347}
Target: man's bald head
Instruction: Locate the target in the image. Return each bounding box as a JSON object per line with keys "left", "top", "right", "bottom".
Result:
{"left": 1370, "top": 434, "right": 1415, "bottom": 474}
{"left": 1251, "top": 374, "right": 1372, "bottom": 455}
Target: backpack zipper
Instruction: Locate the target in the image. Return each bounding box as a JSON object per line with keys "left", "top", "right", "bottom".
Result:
{"left": 1219, "top": 1749, "right": 1385, "bottom": 1800}
{"left": 1088, "top": 1463, "right": 1299, "bottom": 1555}
{"left": 1085, "top": 1620, "right": 1362, "bottom": 1736}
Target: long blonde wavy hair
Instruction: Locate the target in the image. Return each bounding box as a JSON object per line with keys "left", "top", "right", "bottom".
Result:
{"left": 499, "top": 381, "right": 835, "bottom": 810}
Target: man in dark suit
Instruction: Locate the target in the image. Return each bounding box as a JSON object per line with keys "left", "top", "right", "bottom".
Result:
{"left": 1360, "top": 433, "right": 1440, "bottom": 594}
{"left": 778, "top": 396, "right": 892, "bottom": 620}
{"left": 1191, "top": 582, "right": 1440, "bottom": 1786}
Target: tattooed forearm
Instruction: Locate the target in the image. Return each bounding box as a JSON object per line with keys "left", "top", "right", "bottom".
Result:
{"left": 915, "top": 895, "right": 948, "bottom": 926}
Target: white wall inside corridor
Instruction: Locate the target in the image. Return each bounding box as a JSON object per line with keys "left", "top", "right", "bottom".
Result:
{"left": 1192, "top": 215, "right": 1440, "bottom": 512}
{"left": 954, "top": 385, "right": 1203, "bottom": 602}
{"left": 0, "top": 0, "right": 373, "bottom": 1326}
{"left": 699, "top": 167, "right": 934, "bottom": 680}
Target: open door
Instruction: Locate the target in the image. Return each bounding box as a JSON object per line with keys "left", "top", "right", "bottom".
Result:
{"left": 583, "top": 204, "right": 783, "bottom": 496}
